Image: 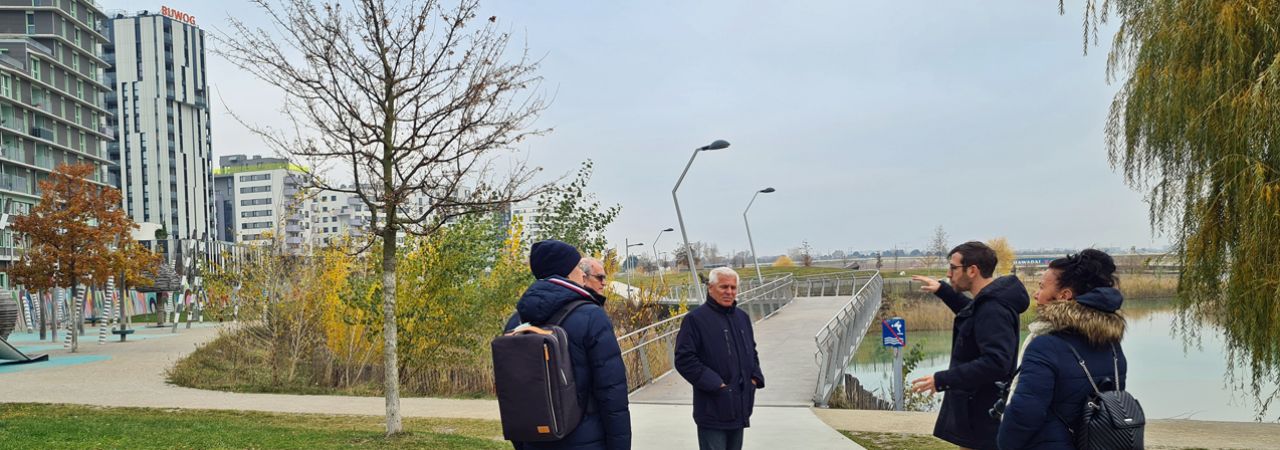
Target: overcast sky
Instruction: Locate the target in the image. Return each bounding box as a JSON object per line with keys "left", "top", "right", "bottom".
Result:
{"left": 103, "top": 1, "right": 1166, "bottom": 257}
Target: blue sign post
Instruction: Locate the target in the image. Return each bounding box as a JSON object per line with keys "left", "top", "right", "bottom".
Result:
{"left": 881, "top": 317, "right": 906, "bottom": 410}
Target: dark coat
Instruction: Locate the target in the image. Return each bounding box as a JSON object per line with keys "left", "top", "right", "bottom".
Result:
{"left": 504, "top": 276, "right": 632, "bottom": 450}
{"left": 997, "top": 289, "right": 1129, "bottom": 450}
{"left": 931, "top": 275, "right": 1030, "bottom": 450}
{"left": 673, "top": 296, "right": 766, "bottom": 430}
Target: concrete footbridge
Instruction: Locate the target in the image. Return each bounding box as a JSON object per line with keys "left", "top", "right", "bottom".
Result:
{"left": 618, "top": 272, "right": 885, "bottom": 448}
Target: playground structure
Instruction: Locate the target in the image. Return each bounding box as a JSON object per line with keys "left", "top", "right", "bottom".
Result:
{"left": 0, "top": 238, "right": 253, "bottom": 364}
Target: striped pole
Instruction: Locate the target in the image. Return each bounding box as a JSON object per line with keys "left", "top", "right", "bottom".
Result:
{"left": 60, "top": 288, "right": 71, "bottom": 349}
{"left": 98, "top": 277, "right": 115, "bottom": 345}
{"left": 71, "top": 285, "right": 85, "bottom": 351}
{"left": 20, "top": 290, "right": 34, "bottom": 333}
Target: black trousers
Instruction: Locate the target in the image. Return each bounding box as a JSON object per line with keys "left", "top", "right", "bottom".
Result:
{"left": 697, "top": 426, "right": 744, "bottom": 450}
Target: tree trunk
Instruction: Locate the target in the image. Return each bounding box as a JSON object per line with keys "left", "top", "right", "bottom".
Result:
{"left": 71, "top": 284, "right": 82, "bottom": 352}
{"left": 381, "top": 229, "right": 402, "bottom": 435}
{"left": 38, "top": 292, "right": 46, "bottom": 340}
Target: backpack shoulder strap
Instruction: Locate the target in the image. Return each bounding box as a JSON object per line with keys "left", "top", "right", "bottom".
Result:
{"left": 548, "top": 299, "right": 594, "bottom": 327}
{"left": 1063, "top": 341, "right": 1104, "bottom": 396}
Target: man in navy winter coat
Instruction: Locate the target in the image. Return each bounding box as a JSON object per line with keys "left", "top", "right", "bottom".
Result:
{"left": 674, "top": 267, "right": 765, "bottom": 450}
{"left": 911, "top": 241, "right": 1030, "bottom": 450}
{"left": 504, "top": 240, "right": 632, "bottom": 450}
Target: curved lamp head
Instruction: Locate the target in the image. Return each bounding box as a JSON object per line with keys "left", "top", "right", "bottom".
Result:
{"left": 628, "top": 242, "right": 645, "bottom": 247}
{"left": 700, "top": 140, "right": 731, "bottom": 151}
{"left": 759, "top": 187, "right": 776, "bottom": 194}
{"left": 662, "top": 228, "right": 674, "bottom": 232}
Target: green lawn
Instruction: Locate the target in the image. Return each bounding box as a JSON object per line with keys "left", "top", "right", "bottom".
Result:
{"left": 0, "top": 403, "right": 507, "bottom": 449}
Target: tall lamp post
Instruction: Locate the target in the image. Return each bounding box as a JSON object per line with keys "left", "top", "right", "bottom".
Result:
{"left": 673, "top": 139, "right": 730, "bottom": 301}
{"left": 624, "top": 239, "right": 644, "bottom": 300}
{"left": 651, "top": 228, "right": 674, "bottom": 285}
{"left": 744, "top": 187, "right": 775, "bottom": 283}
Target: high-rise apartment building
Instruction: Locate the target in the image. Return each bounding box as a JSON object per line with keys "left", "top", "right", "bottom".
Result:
{"left": 0, "top": 0, "right": 115, "bottom": 286}
{"left": 103, "top": 7, "right": 212, "bottom": 241}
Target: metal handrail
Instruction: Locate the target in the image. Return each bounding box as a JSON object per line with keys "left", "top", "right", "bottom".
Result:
{"left": 812, "top": 271, "right": 884, "bottom": 406}
{"left": 792, "top": 270, "right": 879, "bottom": 297}
{"left": 618, "top": 274, "right": 796, "bottom": 392}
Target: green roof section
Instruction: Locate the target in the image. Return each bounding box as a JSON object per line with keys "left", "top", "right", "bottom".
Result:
{"left": 213, "top": 163, "right": 310, "bottom": 176}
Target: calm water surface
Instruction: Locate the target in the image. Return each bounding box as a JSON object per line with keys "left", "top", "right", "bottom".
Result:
{"left": 845, "top": 299, "right": 1279, "bottom": 422}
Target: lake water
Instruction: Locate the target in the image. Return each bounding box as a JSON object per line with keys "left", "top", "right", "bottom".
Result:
{"left": 845, "top": 299, "right": 1279, "bottom": 422}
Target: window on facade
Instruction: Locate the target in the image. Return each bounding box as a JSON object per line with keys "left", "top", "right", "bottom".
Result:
{"left": 78, "top": 132, "right": 85, "bottom": 152}
{"left": 0, "top": 75, "right": 10, "bottom": 99}
{"left": 31, "top": 57, "right": 40, "bottom": 80}
{"left": 239, "top": 186, "right": 270, "bottom": 194}
{"left": 239, "top": 174, "right": 270, "bottom": 182}
{"left": 74, "top": 105, "right": 80, "bottom": 124}
{"left": 25, "top": 13, "right": 34, "bottom": 35}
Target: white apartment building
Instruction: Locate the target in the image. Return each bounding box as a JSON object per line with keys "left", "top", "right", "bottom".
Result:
{"left": 305, "top": 186, "right": 437, "bottom": 248}
{"left": 104, "top": 7, "right": 213, "bottom": 241}
{"left": 212, "top": 154, "right": 306, "bottom": 253}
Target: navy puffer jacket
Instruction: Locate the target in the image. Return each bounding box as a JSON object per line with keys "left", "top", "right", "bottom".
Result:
{"left": 998, "top": 289, "right": 1128, "bottom": 450}
{"left": 504, "top": 276, "right": 632, "bottom": 450}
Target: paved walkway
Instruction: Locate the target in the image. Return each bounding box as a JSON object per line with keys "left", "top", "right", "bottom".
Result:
{"left": 6, "top": 315, "right": 1280, "bottom": 449}
{"left": 0, "top": 322, "right": 860, "bottom": 449}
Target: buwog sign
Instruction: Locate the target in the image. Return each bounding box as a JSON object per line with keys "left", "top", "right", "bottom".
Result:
{"left": 160, "top": 6, "right": 196, "bottom": 26}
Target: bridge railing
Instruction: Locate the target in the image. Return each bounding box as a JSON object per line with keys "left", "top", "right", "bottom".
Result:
{"left": 617, "top": 274, "right": 796, "bottom": 392}
{"left": 661, "top": 275, "right": 782, "bottom": 303}
{"left": 812, "top": 271, "right": 884, "bottom": 406}
{"left": 793, "top": 270, "right": 880, "bottom": 297}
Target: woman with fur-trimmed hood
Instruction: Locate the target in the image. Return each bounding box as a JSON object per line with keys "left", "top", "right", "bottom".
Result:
{"left": 997, "top": 249, "right": 1128, "bottom": 450}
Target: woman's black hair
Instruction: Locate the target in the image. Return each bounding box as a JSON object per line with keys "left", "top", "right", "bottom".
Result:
{"left": 1047, "top": 248, "right": 1118, "bottom": 296}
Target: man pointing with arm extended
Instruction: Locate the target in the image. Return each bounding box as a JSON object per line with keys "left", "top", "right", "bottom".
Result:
{"left": 910, "top": 241, "right": 1028, "bottom": 450}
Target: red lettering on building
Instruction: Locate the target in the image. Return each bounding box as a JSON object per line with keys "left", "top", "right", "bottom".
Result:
{"left": 160, "top": 5, "right": 197, "bottom": 27}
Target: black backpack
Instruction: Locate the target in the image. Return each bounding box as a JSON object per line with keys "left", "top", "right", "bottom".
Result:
{"left": 492, "top": 298, "right": 593, "bottom": 442}
{"left": 1060, "top": 343, "right": 1145, "bottom": 450}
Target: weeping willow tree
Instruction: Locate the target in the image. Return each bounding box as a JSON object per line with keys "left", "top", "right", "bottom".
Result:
{"left": 1069, "top": 0, "right": 1280, "bottom": 416}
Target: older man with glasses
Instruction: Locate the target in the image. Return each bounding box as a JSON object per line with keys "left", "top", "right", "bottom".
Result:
{"left": 579, "top": 257, "right": 609, "bottom": 306}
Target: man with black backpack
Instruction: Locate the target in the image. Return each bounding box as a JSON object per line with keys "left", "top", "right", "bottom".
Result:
{"left": 496, "top": 240, "right": 632, "bottom": 450}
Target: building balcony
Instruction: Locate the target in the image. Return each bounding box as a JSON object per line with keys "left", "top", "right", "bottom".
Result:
{"left": 0, "top": 174, "right": 29, "bottom": 194}
{"left": 30, "top": 126, "right": 54, "bottom": 140}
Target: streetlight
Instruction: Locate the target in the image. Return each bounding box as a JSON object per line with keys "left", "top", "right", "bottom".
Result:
{"left": 673, "top": 139, "right": 730, "bottom": 301}
{"left": 651, "top": 227, "right": 674, "bottom": 285}
{"left": 624, "top": 239, "right": 644, "bottom": 300}
{"left": 744, "top": 187, "right": 775, "bottom": 283}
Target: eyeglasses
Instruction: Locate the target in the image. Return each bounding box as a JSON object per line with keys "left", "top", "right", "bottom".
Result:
{"left": 590, "top": 274, "right": 606, "bottom": 282}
